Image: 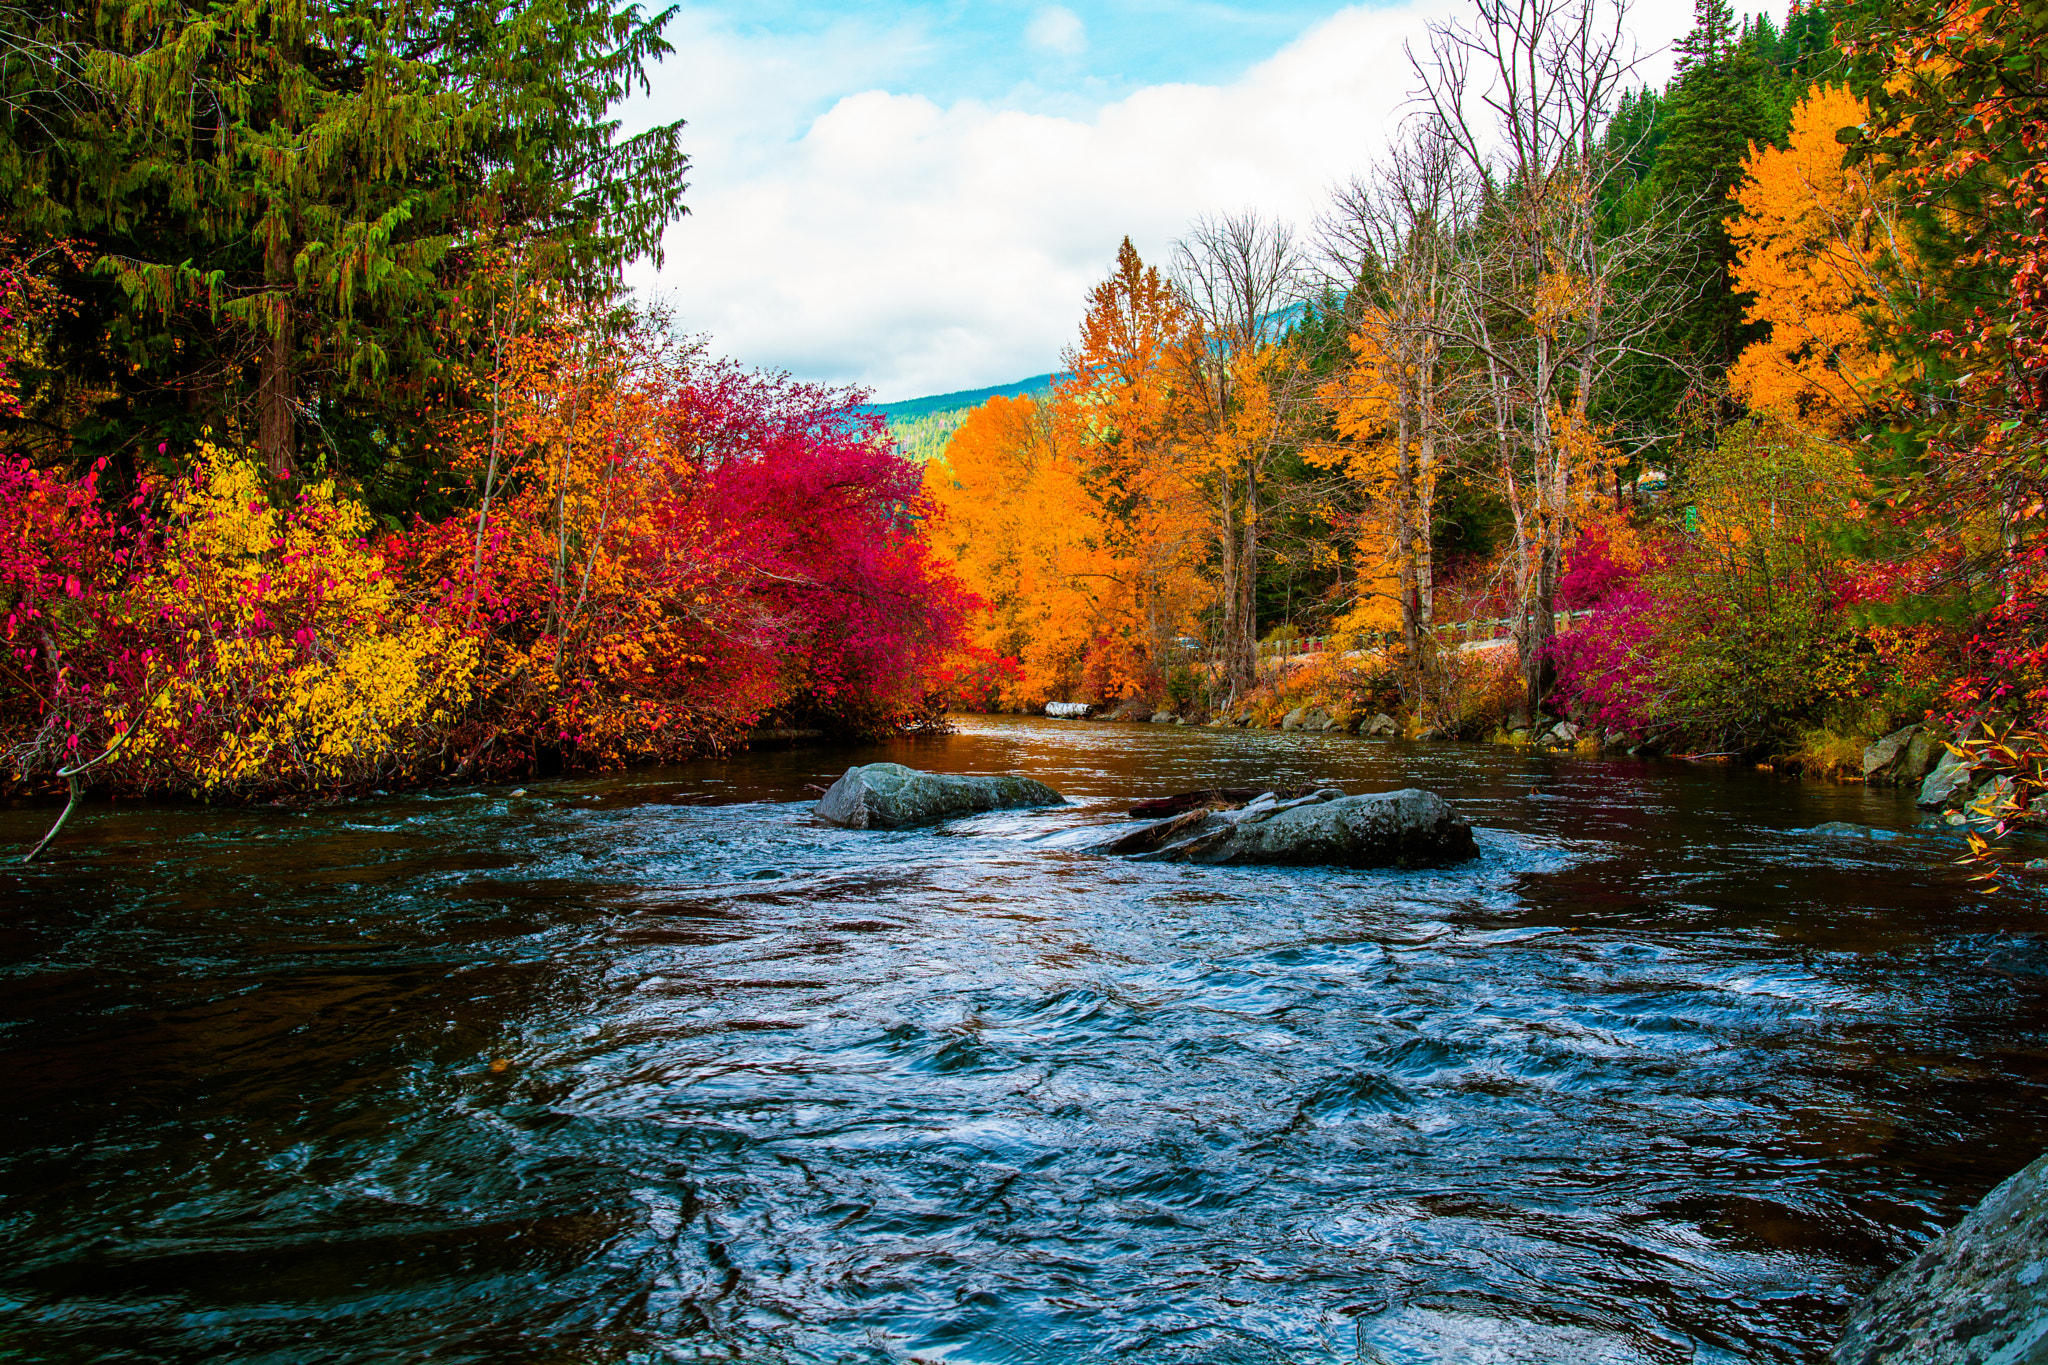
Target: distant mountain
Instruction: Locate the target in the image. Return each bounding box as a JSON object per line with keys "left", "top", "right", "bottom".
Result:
{"left": 870, "top": 297, "right": 1313, "bottom": 460}
{"left": 863, "top": 371, "right": 1065, "bottom": 463}
{"left": 865, "top": 372, "right": 1064, "bottom": 423}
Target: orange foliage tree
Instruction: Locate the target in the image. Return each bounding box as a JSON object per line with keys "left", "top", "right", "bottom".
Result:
{"left": 924, "top": 240, "right": 1207, "bottom": 707}
{"left": 1728, "top": 83, "right": 1927, "bottom": 433}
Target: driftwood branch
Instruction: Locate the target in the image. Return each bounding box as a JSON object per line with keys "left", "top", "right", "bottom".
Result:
{"left": 20, "top": 679, "right": 162, "bottom": 864}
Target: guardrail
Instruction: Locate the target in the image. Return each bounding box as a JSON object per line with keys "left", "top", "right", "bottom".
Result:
{"left": 1164, "top": 610, "right": 1595, "bottom": 663}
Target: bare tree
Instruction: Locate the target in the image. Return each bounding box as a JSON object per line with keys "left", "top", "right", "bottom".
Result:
{"left": 1170, "top": 211, "right": 1322, "bottom": 697}
{"left": 1321, "top": 119, "right": 1470, "bottom": 696}
{"left": 1411, "top": 0, "right": 1661, "bottom": 720}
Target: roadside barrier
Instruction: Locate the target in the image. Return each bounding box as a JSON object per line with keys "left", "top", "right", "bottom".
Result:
{"left": 1160, "top": 611, "right": 1595, "bottom": 664}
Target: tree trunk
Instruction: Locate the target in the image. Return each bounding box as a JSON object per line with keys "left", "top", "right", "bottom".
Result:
{"left": 1235, "top": 470, "right": 1260, "bottom": 692}
{"left": 258, "top": 300, "right": 296, "bottom": 482}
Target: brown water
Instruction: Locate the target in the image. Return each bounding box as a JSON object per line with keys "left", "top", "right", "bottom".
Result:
{"left": 2, "top": 717, "right": 2045, "bottom": 1364}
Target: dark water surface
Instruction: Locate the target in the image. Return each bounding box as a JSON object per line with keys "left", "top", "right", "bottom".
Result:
{"left": 3, "top": 718, "right": 2046, "bottom": 1364}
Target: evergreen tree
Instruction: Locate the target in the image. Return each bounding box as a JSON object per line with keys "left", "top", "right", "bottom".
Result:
{"left": 1652, "top": 0, "right": 1783, "bottom": 387}
{"left": 0, "top": 0, "right": 689, "bottom": 502}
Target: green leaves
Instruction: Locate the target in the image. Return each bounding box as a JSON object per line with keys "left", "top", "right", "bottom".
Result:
{"left": 0, "top": 0, "right": 689, "bottom": 502}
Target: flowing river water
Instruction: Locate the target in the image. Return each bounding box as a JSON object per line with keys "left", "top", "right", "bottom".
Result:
{"left": 3, "top": 717, "right": 2046, "bottom": 1365}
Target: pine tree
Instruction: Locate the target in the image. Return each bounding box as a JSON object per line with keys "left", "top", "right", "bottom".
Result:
{"left": 0, "top": 0, "right": 689, "bottom": 495}
{"left": 1652, "top": 0, "right": 1785, "bottom": 388}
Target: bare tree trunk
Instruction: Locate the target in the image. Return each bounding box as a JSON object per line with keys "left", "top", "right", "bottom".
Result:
{"left": 1416, "top": 356, "right": 1439, "bottom": 640}
{"left": 1410, "top": 0, "right": 1646, "bottom": 724}
{"left": 472, "top": 269, "right": 522, "bottom": 615}
{"left": 1237, "top": 470, "right": 1260, "bottom": 692}
{"left": 1395, "top": 396, "right": 1421, "bottom": 661}
{"left": 258, "top": 299, "right": 295, "bottom": 482}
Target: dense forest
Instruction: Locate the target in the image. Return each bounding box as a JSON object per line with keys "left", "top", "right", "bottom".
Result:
{"left": 5, "top": 0, "right": 2048, "bottom": 868}
{"left": 925, "top": 0, "right": 2048, "bottom": 854}
{"left": 0, "top": 0, "right": 976, "bottom": 800}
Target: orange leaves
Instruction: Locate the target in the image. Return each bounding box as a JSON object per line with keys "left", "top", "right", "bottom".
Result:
{"left": 1729, "top": 85, "right": 1924, "bottom": 432}
{"left": 925, "top": 243, "right": 1209, "bottom": 705}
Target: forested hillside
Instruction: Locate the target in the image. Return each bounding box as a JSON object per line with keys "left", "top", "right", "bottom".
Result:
{"left": 923, "top": 0, "right": 2048, "bottom": 858}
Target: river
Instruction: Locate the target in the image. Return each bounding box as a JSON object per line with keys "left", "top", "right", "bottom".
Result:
{"left": 2, "top": 716, "right": 2044, "bottom": 1364}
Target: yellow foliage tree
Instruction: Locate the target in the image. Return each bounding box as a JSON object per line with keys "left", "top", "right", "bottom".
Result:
{"left": 926, "top": 241, "right": 1209, "bottom": 707}
{"left": 1317, "top": 313, "right": 1422, "bottom": 641}
{"left": 1728, "top": 84, "right": 1926, "bottom": 433}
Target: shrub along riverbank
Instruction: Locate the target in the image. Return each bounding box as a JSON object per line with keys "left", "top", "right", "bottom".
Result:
{"left": 0, "top": 354, "right": 975, "bottom": 805}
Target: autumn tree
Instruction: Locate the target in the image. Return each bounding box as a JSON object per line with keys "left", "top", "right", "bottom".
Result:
{"left": 1835, "top": 0, "right": 2048, "bottom": 848}
{"left": 1319, "top": 122, "right": 1467, "bottom": 689}
{"left": 1727, "top": 83, "right": 1925, "bottom": 434}
{"left": 1055, "top": 238, "right": 1208, "bottom": 681}
{"left": 1170, "top": 212, "right": 1328, "bottom": 697}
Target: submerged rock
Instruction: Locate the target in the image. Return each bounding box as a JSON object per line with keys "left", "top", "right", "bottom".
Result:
{"left": 1984, "top": 937, "right": 2048, "bottom": 988}
{"left": 814, "top": 763, "right": 1066, "bottom": 829}
{"left": 1805, "top": 821, "right": 1900, "bottom": 842}
{"left": 1099, "top": 787, "right": 1478, "bottom": 869}
{"left": 1831, "top": 1148, "right": 2048, "bottom": 1364}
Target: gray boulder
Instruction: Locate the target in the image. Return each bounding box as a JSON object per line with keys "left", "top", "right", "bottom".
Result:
{"left": 1832, "top": 1149, "right": 2048, "bottom": 1364}
{"left": 814, "top": 763, "right": 1066, "bottom": 829}
{"left": 1864, "top": 724, "right": 1917, "bottom": 782}
{"left": 1963, "top": 775, "right": 2028, "bottom": 828}
{"left": 1099, "top": 787, "right": 1478, "bottom": 869}
{"left": 1919, "top": 748, "right": 1976, "bottom": 810}
{"left": 1364, "top": 713, "right": 1399, "bottom": 738}
{"left": 1149, "top": 710, "right": 1176, "bottom": 724}
{"left": 1281, "top": 706, "right": 1309, "bottom": 730}
{"left": 1867, "top": 725, "right": 1952, "bottom": 787}
{"left": 1303, "top": 707, "right": 1335, "bottom": 732}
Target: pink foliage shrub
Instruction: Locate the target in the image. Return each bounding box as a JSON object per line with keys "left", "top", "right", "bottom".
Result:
{"left": 1548, "top": 525, "right": 1673, "bottom": 732}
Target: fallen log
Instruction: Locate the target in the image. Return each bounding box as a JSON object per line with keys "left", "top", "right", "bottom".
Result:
{"left": 1127, "top": 785, "right": 1312, "bottom": 818}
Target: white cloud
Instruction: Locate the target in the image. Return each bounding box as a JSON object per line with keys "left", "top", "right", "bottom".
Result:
{"left": 633, "top": 0, "right": 1696, "bottom": 401}
{"left": 1026, "top": 6, "right": 1088, "bottom": 59}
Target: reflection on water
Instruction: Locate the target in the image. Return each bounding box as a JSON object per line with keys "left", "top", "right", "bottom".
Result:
{"left": 2, "top": 717, "right": 2045, "bottom": 1364}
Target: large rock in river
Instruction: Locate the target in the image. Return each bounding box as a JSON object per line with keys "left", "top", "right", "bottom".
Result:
{"left": 1919, "top": 748, "right": 1976, "bottom": 809}
{"left": 1100, "top": 787, "right": 1477, "bottom": 869}
{"left": 1832, "top": 1148, "right": 2048, "bottom": 1364}
{"left": 814, "top": 762, "right": 1066, "bottom": 829}
{"left": 1866, "top": 724, "right": 1948, "bottom": 787}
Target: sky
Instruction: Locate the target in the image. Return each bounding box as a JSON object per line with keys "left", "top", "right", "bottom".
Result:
{"left": 625, "top": 0, "right": 1702, "bottom": 403}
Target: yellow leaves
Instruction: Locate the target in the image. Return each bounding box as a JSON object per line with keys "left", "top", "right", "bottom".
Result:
{"left": 1531, "top": 271, "right": 1598, "bottom": 334}
{"left": 115, "top": 442, "right": 477, "bottom": 793}
{"left": 1729, "top": 84, "right": 1923, "bottom": 433}
{"left": 927, "top": 378, "right": 1207, "bottom": 703}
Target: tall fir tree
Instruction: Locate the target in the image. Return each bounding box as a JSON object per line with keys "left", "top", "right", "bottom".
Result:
{"left": 0, "top": 0, "right": 689, "bottom": 506}
{"left": 1652, "top": 0, "right": 1785, "bottom": 394}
